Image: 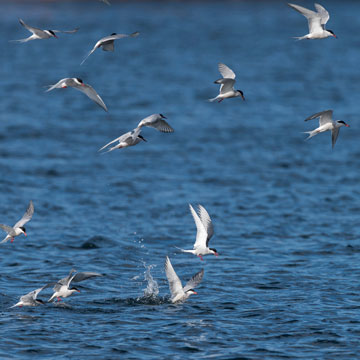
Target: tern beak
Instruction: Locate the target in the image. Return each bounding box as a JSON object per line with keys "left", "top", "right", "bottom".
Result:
{"left": 23, "top": 232, "right": 27, "bottom": 237}
{"left": 241, "top": 94, "right": 245, "bottom": 101}
{"left": 193, "top": 291, "right": 197, "bottom": 295}
{"left": 214, "top": 252, "right": 219, "bottom": 257}
{"left": 345, "top": 124, "right": 350, "bottom": 127}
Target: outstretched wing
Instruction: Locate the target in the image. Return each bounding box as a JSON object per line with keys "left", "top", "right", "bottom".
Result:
{"left": 77, "top": 84, "right": 108, "bottom": 112}
{"left": 314, "top": 3, "right": 330, "bottom": 26}
{"left": 19, "top": 18, "right": 44, "bottom": 36}
{"left": 14, "top": 200, "right": 34, "bottom": 228}
{"left": 197, "top": 205, "right": 214, "bottom": 247}
{"left": 52, "top": 28, "right": 79, "bottom": 34}
{"left": 331, "top": 127, "right": 340, "bottom": 149}
{"left": 46, "top": 78, "right": 70, "bottom": 92}
{"left": 215, "top": 78, "right": 236, "bottom": 94}
{"left": 137, "top": 114, "right": 174, "bottom": 133}
{"left": 305, "top": 110, "right": 333, "bottom": 126}
{"left": 183, "top": 269, "right": 204, "bottom": 293}
{"left": 80, "top": 45, "right": 99, "bottom": 65}
{"left": 288, "top": 3, "right": 323, "bottom": 34}
{"left": 164, "top": 256, "right": 184, "bottom": 298}
{"left": 189, "top": 204, "right": 208, "bottom": 249}
{"left": 218, "top": 63, "right": 236, "bottom": 79}
{"left": 68, "top": 272, "right": 103, "bottom": 286}
{"left": 20, "top": 286, "right": 45, "bottom": 302}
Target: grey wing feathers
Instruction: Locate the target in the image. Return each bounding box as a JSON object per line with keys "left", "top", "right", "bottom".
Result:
{"left": 21, "top": 286, "right": 45, "bottom": 302}
{"left": 305, "top": 110, "right": 333, "bottom": 122}
{"left": 332, "top": 128, "right": 340, "bottom": 148}
{"left": 197, "top": 205, "right": 214, "bottom": 246}
{"left": 287, "top": 3, "right": 317, "bottom": 18}
{"left": 79, "top": 85, "right": 108, "bottom": 112}
{"left": 183, "top": 269, "right": 204, "bottom": 293}
{"left": 0, "top": 224, "right": 16, "bottom": 236}
{"left": 52, "top": 28, "right": 79, "bottom": 34}
{"left": 69, "top": 272, "right": 103, "bottom": 285}
{"left": 80, "top": 46, "right": 98, "bottom": 65}
{"left": 314, "top": 3, "right": 330, "bottom": 25}
{"left": 19, "top": 18, "right": 42, "bottom": 34}
{"left": 14, "top": 200, "right": 34, "bottom": 228}
{"left": 218, "top": 63, "right": 236, "bottom": 79}
{"left": 98, "top": 132, "right": 130, "bottom": 151}
{"left": 164, "top": 256, "right": 183, "bottom": 297}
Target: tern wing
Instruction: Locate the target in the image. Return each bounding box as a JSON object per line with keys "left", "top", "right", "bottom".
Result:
{"left": 80, "top": 44, "right": 99, "bottom": 65}
{"left": 98, "top": 131, "right": 132, "bottom": 151}
{"left": 52, "top": 28, "right": 79, "bottom": 34}
{"left": 46, "top": 78, "right": 70, "bottom": 92}
{"left": 218, "top": 63, "right": 236, "bottom": 79}
{"left": 0, "top": 224, "right": 15, "bottom": 236}
{"left": 305, "top": 110, "right": 333, "bottom": 126}
{"left": 314, "top": 3, "right": 330, "bottom": 26}
{"left": 19, "top": 18, "right": 44, "bottom": 36}
{"left": 20, "top": 286, "right": 45, "bottom": 303}
{"left": 77, "top": 84, "right": 108, "bottom": 112}
{"left": 138, "top": 115, "right": 174, "bottom": 133}
{"left": 189, "top": 204, "right": 208, "bottom": 249}
{"left": 183, "top": 269, "right": 204, "bottom": 293}
{"left": 331, "top": 127, "right": 340, "bottom": 149}
{"left": 165, "top": 256, "right": 184, "bottom": 298}
{"left": 14, "top": 200, "right": 34, "bottom": 228}
{"left": 100, "top": 0, "right": 111, "bottom": 5}
{"left": 68, "top": 272, "right": 103, "bottom": 286}
{"left": 197, "top": 205, "right": 214, "bottom": 247}
{"left": 288, "top": 3, "right": 323, "bottom": 33}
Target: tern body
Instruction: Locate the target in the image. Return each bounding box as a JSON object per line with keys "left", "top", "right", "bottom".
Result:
{"left": 81, "top": 31, "right": 139, "bottom": 65}
{"left": 209, "top": 63, "right": 245, "bottom": 103}
{"left": 288, "top": 3, "right": 336, "bottom": 40}
{"left": 46, "top": 78, "right": 108, "bottom": 112}
{"left": 165, "top": 256, "right": 204, "bottom": 303}
{"left": 303, "top": 109, "right": 349, "bottom": 148}
{"left": 0, "top": 201, "right": 34, "bottom": 244}
{"left": 48, "top": 269, "right": 102, "bottom": 302}
{"left": 11, "top": 286, "right": 46, "bottom": 308}
{"left": 99, "top": 114, "right": 173, "bottom": 153}
{"left": 11, "top": 18, "right": 78, "bottom": 43}
{"left": 177, "top": 204, "right": 218, "bottom": 261}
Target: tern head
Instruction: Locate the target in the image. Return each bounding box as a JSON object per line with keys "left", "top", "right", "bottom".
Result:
{"left": 47, "top": 30, "right": 58, "bottom": 38}
{"left": 185, "top": 289, "right": 197, "bottom": 296}
{"left": 75, "top": 78, "right": 85, "bottom": 87}
{"left": 70, "top": 287, "right": 81, "bottom": 293}
{"left": 111, "top": 33, "right": 117, "bottom": 36}
{"left": 160, "top": 113, "right": 167, "bottom": 119}
{"left": 138, "top": 134, "right": 147, "bottom": 142}
{"left": 210, "top": 248, "right": 219, "bottom": 257}
{"left": 36, "top": 299, "right": 45, "bottom": 305}
{"left": 237, "top": 90, "right": 245, "bottom": 101}
{"left": 337, "top": 120, "right": 350, "bottom": 128}
{"left": 327, "top": 30, "right": 337, "bottom": 38}
{"left": 19, "top": 226, "right": 27, "bottom": 236}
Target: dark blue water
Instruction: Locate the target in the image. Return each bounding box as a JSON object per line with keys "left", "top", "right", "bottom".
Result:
{"left": 2, "top": 0, "right": 360, "bottom": 358}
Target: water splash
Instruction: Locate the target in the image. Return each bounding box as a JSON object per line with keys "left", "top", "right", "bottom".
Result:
{"left": 142, "top": 263, "right": 159, "bottom": 298}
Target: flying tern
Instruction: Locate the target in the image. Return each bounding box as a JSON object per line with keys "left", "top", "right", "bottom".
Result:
{"left": 48, "top": 269, "right": 103, "bottom": 302}
{"left": 303, "top": 109, "right": 349, "bottom": 148}
{"left": 209, "top": 63, "right": 245, "bottom": 103}
{"left": 11, "top": 18, "right": 78, "bottom": 43}
{"left": 46, "top": 78, "right": 108, "bottom": 112}
{"left": 288, "top": 3, "right": 336, "bottom": 40}
{"left": 81, "top": 31, "right": 139, "bottom": 65}
{"left": 0, "top": 201, "right": 34, "bottom": 244}
{"left": 177, "top": 204, "right": 218, "bottom": 261}
{"left": 99, "top": 114, "right": 173, "bottom": 153}
{"left": 11, "top": 286, "right": 46, "bottom": 308}
{"left": 165, "top": 256, "right": 204, "bottom": 303}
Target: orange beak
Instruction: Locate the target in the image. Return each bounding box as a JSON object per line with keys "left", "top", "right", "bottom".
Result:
{"left": 23, "top": 232, "right": 27, "bottom": 237}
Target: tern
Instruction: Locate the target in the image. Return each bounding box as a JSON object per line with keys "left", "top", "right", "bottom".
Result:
{"left": 177, "top": 204, "right": 218, "bottom": 261}
{"left": 303, "top": 109, "right": 349, "bottom": 148}
{"left": 46, "top": 78, "right": 108, "bottom": 112}
{"left": 100, "top": 0, "right": 111, "bottom": 4}
{"left": 81, "top": 31, "right": 139, "bottom": 65}
{"left": 11, "top": 18, "right": 78, "bottom": 43}
{"left": 165, "top": 256, "right": 204, "bottom": 303}
{"left": 288, "top": 3, "right": 336, "bottom": 40}
{"left": 99, "top": 114, "right": 173, "bottom": 153}
{"left": 11, "top": 286, "right": 46, "bottom": 308}
{"left": 0, "top": 200, "right": 34, "bottom": 244}
{"left": 48, "top": 269, "right": 103, "bottom": 302}
{"left": 209, "top": 63, "right": 245, "bottom": 103}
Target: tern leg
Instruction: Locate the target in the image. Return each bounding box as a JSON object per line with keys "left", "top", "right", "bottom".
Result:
{"left": 57, "top": 297, "right": 62, "bottom": 302}
{"left": 10, "top": 238, "right": 14, "bottom": 243}
{"left": 218, "top": 99, "right": 223, "bottom": 103}
{"left": 198, "top": 255, "right": 204, "bottom": 261}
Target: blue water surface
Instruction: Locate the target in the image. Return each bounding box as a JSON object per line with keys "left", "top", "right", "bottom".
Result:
{"left": 1, "top": 0, "right": 360, "bottom": 359}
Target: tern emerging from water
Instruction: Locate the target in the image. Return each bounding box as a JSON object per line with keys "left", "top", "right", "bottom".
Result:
{"left": 46, "top": 78, "right": 108, "bottom": 112}
{"left": 48, "top": 269, "right": 103, "bottom": 302}
{"left": 11, "top": 18, "right": 78, "bottom": 43}
{"left": 288, "top": 3, "right": 336, "bottom": 40}
{"left": 11, "top": 286, "right": 46, "bottom": 308}
{"left": 0, "top": 200, "right": 34, "bottom": 244}
{"left": 99, "top": 114, "right": 173, "bottom": 153}
{"left": 303, "top": 109, "right": 349, "bottom": 148}
{"left": 81, "top": 31, "right": 139, "bottom": 65}
{"left": 209, "top": 63, "right": 245, "bottom": 103}
{"left": 165, "top": 256, "right": 204, "bottom": 303}
{"left": 177, "top": 204, "right": 218, "bottom": 261}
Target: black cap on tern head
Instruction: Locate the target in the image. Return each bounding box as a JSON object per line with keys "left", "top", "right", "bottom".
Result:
{"left": 160, "top": 114, "right": 167, "bottom": 119}
{"left": 76, "top": 78, "right": 83, "bottom": 83}
{"left": 111, "top": 33, "right": 117, "bottom": 36}
{"left": 19, "top": 226, "right": 26, "bottom": 232}
{"left": 138, "top": 134, "right": 147, "bottom": 142}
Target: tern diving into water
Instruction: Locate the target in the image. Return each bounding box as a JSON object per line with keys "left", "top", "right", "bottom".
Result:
{"left": 288, "top": 3, "right": 336, "bottom": 40}
{"left": 0, "top": 200, "right": 34, "bottom": 244}
{"left": 11, "top": 18, "right": 78, "bottom": 43}
{"left": 11, "top": 286, "right": 46, "bottom": 308}
{"left": 99, "top": 114, "right": 173, "bottom": 153}
{"left": 81, "top": 31, "right": 139, "bottom": 65}
{"left": 46, "top": 78, "right": 108, "bottom": 112}
{"left": 165, "top": 256, "right": 204, "bottom": 303}
{"left": 209, "top": 63, "right": 245, "bottom": 103}
{"left": 176, "top": 204, "right": 218, "bottom": 261}
{"left": 48, "top": 269, "right": 103, "bottom": 302}
{"left": 303, "top": 109, "right": 349, "bottom": 148}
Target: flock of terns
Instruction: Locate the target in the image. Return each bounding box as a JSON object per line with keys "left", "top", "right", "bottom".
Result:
{"left": 3, "top": 1, "right": 348, "bottom": 307}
